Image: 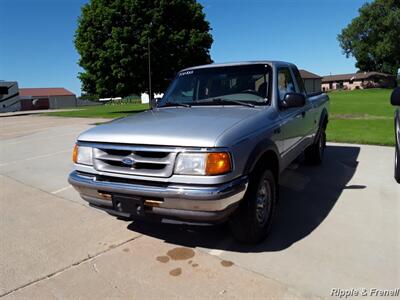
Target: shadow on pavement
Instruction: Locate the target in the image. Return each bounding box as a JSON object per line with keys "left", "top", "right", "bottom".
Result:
{"left": 127, "top": 145, "right": 361, "bottom": 252}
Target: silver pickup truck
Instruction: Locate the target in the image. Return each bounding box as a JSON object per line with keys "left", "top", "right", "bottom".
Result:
{"left": 69, "top": 61, "right": 329, "bottom": 243}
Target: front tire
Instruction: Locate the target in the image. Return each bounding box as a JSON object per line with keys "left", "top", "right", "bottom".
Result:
{"left": 229, "top": 169, "right": 276, "bottom": 244}
{"left": 395, "top": 145, "right": 400, "bottom": 183}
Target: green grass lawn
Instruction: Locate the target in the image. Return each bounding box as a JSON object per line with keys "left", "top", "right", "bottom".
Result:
{"left": 45, "top": 89, "right": 396, "bottom": 146}
{"left": 45, "top": 103, "right": 149, "bottom": 119}
{"left": 327, "top": 89, "right": 396, "bottom": 146}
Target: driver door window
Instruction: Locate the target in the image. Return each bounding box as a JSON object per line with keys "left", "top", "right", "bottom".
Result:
{"left": 278, "top": 68, "right": 296, "bottom": 102}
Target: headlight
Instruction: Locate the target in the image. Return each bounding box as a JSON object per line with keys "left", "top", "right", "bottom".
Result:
{"left": 174, "top": 152, "right": 231, "bottom": 175}
{"left": 72, "top": 144, "right": 93, "bottom": 166}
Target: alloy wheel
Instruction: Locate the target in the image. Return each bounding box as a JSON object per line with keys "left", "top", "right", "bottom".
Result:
{"left": 255, "top": 177, "right": 272, "bottom": 226}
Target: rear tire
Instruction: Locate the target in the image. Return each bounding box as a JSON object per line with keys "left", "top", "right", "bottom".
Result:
{"left": 395, "top": 145, "right": 400, "bottom": 184}
{"left": 304, "top": 126, "right": 326, "bottom": 165}
{"left": 229, "top": 169, "right": 276, "bottom": 244}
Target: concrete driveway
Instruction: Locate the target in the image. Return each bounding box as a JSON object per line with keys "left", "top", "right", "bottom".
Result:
{"left": 0, "top": 115, "right": 399, "bottom": 299}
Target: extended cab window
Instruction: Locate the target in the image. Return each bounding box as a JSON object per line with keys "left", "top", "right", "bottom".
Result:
{"left": 277, "top": 68, "right": 296, "bottom": 101}
{"left": 292, "top": 67, "right": 306, "bottom": 94}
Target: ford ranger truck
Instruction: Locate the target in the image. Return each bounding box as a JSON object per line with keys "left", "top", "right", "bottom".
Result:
{"left": 69, "top": 61, "right": 329, "bottom": 243}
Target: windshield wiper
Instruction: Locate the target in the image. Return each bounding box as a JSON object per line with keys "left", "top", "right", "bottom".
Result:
{"left": 161, "top": 101, "right": 191, "bottom": 108}
{"left": 196, "top": 97, "right": 255, "bottom": 108}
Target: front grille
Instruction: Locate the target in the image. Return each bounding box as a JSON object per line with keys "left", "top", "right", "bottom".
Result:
{"left": 92, "top": 145, "right": 178, "bottom": 178}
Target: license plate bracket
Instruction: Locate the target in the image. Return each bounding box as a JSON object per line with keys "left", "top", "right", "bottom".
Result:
{"left": 112, "top": 194, "right": 145, "bottom": 216}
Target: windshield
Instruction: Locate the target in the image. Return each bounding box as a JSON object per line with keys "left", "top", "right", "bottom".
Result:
{"left": 159, "top": 64, "right": 271, "bottom": 107}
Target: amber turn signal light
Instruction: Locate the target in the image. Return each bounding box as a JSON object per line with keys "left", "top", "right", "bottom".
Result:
{"left": 205, "top": 152, "right": 232, "bottom": 175}
{"left": 72, "top": 144, "right": 78, "bottom": 163}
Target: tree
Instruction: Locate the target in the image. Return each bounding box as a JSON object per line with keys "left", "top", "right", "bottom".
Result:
{"left": 75, "top": 0, "right": 213, "bottom": 97}
{"left": 338, "top": 0, "right": 400, "bottom": 75}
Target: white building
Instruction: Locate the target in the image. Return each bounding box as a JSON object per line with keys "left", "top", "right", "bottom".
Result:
{"left": 141, "top": 92, "right": 164, "bottom": 104}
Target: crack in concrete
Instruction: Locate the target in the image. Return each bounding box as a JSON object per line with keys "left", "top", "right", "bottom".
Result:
{"left": 0, "top": 174, "right": 104, "bottom": 215}
{"left": 0, "top": 235, "right": 143, "bottom": 298}
{"left": 0, "top": 149, "right": 71, "bottom": 167}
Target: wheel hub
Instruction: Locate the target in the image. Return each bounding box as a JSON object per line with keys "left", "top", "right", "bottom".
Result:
{"left": 256, "top": 178, "right": 271, "bottom": 226}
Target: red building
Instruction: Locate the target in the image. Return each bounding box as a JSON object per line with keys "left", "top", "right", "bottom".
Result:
{"left": 19, "top": 87, "right": 77, "bottom": 110}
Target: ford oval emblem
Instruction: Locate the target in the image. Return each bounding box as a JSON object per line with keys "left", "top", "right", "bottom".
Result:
{"left": 122, "top": 157, "right": 135, "bottom": 166}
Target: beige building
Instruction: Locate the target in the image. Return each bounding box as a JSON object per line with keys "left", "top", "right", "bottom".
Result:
{"left": 299, "top": 70, "right": 322, "bottom": 94}
{"left": 322, "top": 72, "right": 396, "bottom": 91}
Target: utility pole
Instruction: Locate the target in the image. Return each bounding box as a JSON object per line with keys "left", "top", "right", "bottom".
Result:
{"left": 148, "top": 23, "right": 152, "bottom": 103}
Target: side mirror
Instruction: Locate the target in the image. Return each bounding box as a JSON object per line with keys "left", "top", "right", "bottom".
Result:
{"left": 391, "top": 87, "right": 400, "bottom": 106}
{"left": 150, "top": 97, "right": 161, "bottom": 109}
{"left": 280, "top": 93, "right": 306, "bottom": 109}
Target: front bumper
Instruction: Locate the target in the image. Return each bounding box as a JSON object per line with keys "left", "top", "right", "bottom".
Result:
{"left": 68, "top": 171, "right": 248, "bottom": 222}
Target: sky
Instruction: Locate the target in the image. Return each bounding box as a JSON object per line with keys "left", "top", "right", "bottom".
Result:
{"left": 0, "top": 0, "right": 369, "bottom": 96}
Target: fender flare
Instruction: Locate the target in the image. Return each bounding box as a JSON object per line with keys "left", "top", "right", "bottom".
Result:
{"left": 243, "top": 139, "right": 281, "bottom": 177}
{"left": 320, "top": 108, "right": 329, "bottom": 128}
{"left": 314, "top": 108, "right": 329, "bottom": 143}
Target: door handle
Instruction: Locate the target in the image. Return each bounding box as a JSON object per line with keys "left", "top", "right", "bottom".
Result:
{"left": 273, "top": 127, "right": 281, "bottom": 134}
{"left": 296, "top": 111, "right": 306, "bottom": 118}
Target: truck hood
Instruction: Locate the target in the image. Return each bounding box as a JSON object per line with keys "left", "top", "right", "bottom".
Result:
{"left": 78, "top": 106, "right": 263, "bottom": 147}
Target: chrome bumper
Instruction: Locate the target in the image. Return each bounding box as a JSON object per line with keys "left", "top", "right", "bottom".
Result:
{"left": 68, "top": 171, "right": 248, "bottom": 222}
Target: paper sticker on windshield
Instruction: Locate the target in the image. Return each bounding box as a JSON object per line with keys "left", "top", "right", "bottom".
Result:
{"left": 179, "top": 70, "right": 194, "bottom": 76}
